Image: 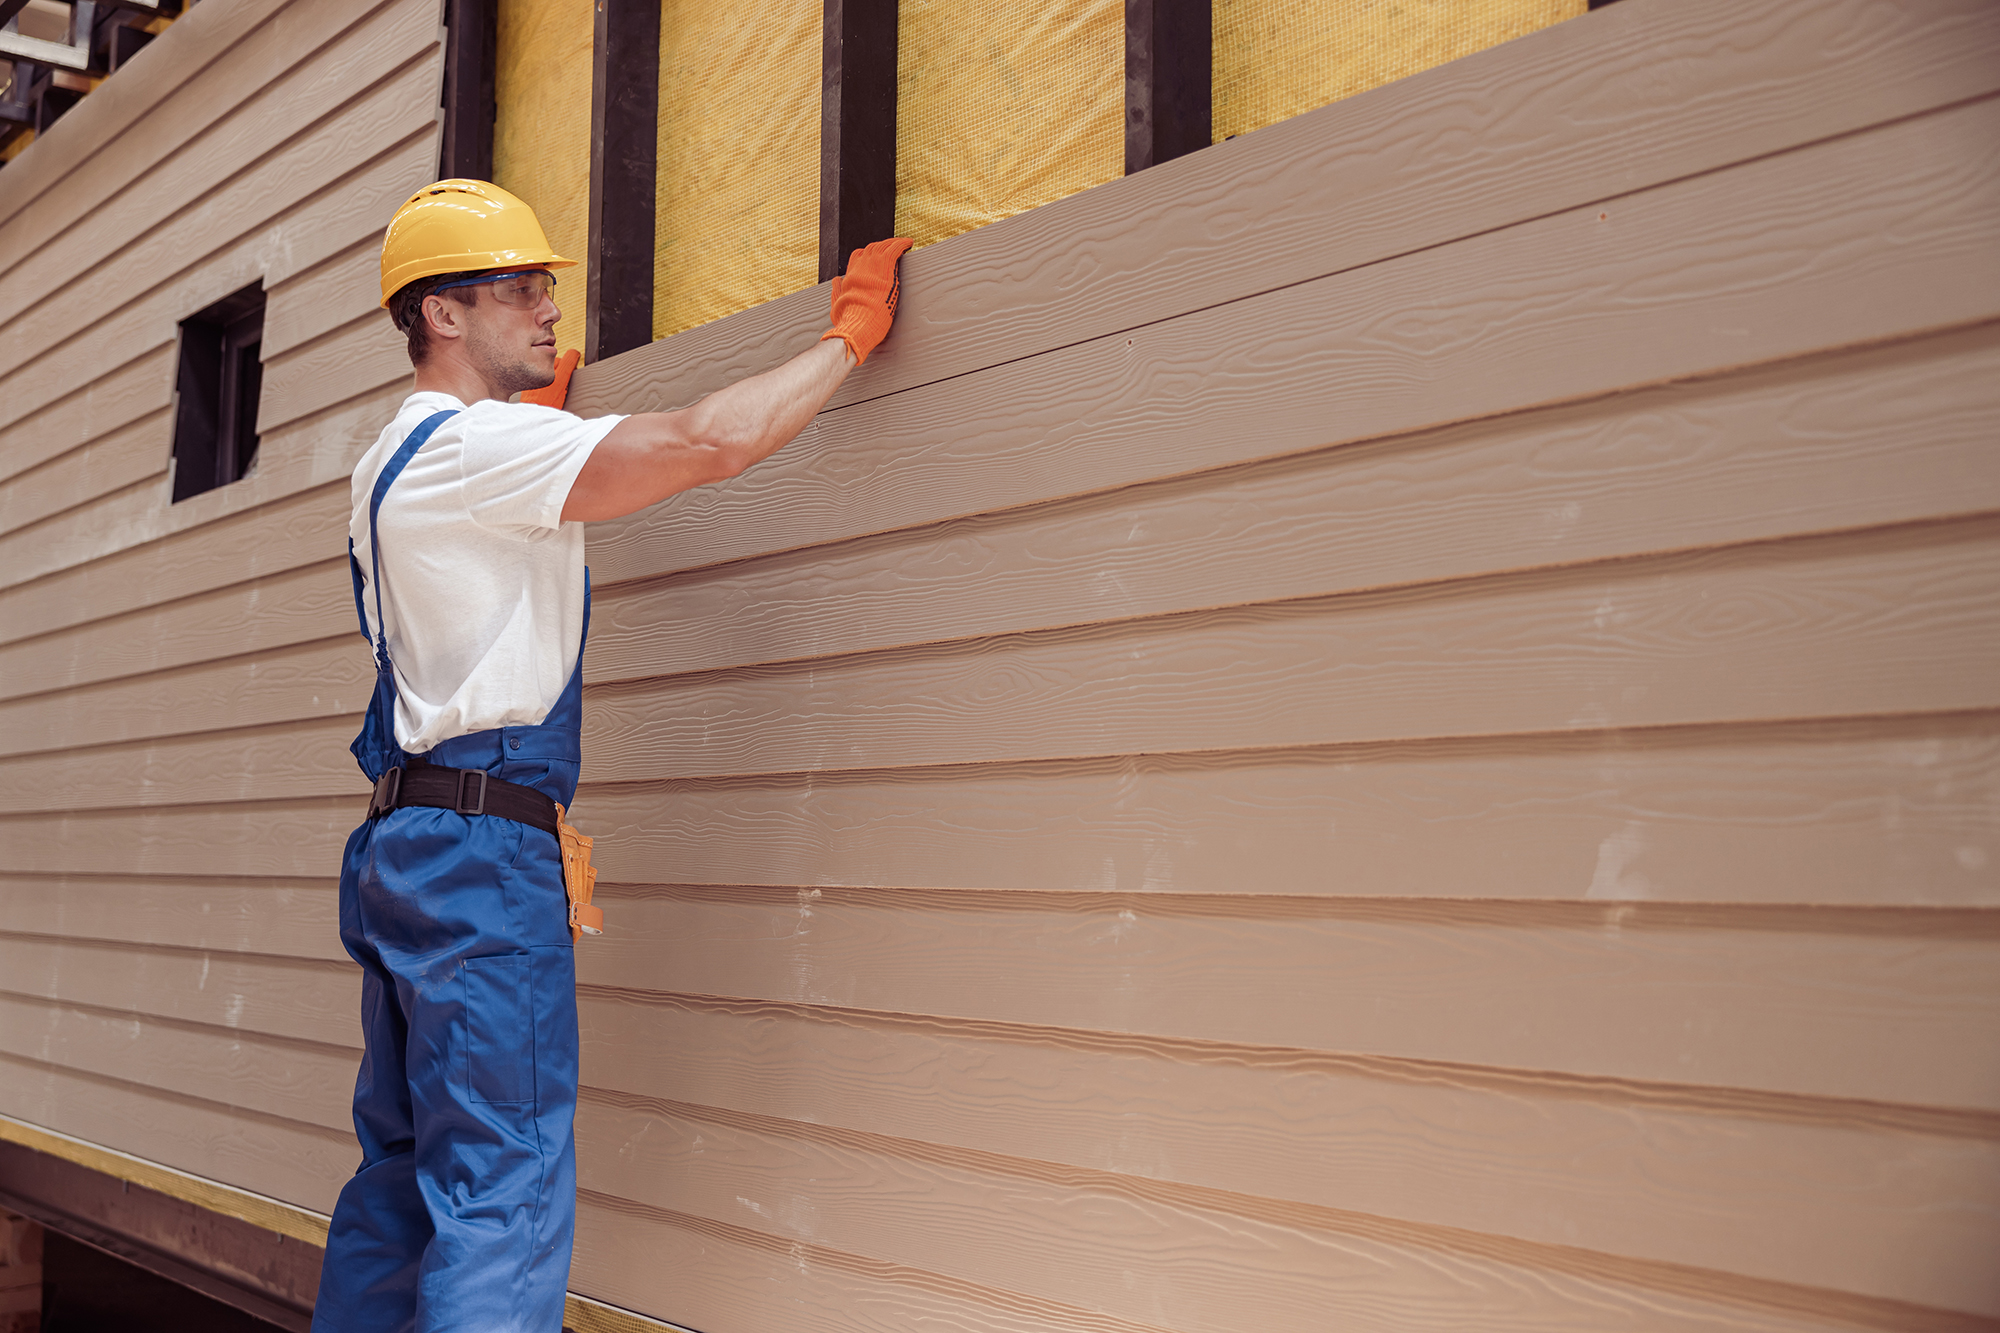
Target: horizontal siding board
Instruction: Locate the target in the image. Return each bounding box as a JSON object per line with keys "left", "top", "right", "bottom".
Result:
{"left": 579, "top": 91, "right": 2000, "bottom": 588}
{"left": 0, "top": 639, "right": 369, "bottom": 758}
{"left": 577, "top": 891, "right": 2000, "bottom": 1109}
{"left": 579, "top": 518, "right": 2000, "bottom": 781}
{"left": 585, "top": 321, "right": 2000, "bottom": 681}
{"left": 0, "top": 101, "right": 435, "bottom": 450}
{"left": 0, "top": 874, "right": 343, "bottom": 962}
{"left": 264, "top": 238, "right": 390, "bottom": 361}
{"left": 256, "top": 312, "right": 413, "bottom": 439}
{"left": 0, "top": 933, "right": 359, "bottom": 1047}
{"left": 0, "top": 718, "right": 367, "bottom": 814}
{"left": 567, "top": 0, "right": 2000, "bottom": 427}
{"left": 0, "top": 386, "right": 395, "bottom": 619}
{"left": 0, "top": 1052, "right": 348, "bottom": 1214}
{"left": 0, "top": 411, "right": 167, "bottom": 541}
{"left": 0, "top": 797, "right": 358, "bottom": 879}
{"left": 0, "top": 347, "right": 173, "bottom": 510}
{"left": 477, "top": 715, "right": 2000, "bottom": 908}
{"left": 578, "top": 994, "right": 2000, "bottom": 1313}
{"left": 0, "top": 0, "right": 435, "bottom": 406}
{"left": 0, "top": 560, "right": 354, "bottom": 703}
{"left": 0, "top": 993, "right": 356, "bottom": 1134}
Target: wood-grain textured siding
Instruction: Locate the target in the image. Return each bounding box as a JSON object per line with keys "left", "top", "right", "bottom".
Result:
{"left": 1, "top": 0, "right": 1996, "bottom": 1329}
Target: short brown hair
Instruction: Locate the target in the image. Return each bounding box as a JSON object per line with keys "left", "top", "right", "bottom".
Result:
{"left": 388, "top": 271, "right": 482, "bottom": 367}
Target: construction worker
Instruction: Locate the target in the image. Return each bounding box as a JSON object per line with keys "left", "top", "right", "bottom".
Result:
{"left": 312, "top": 178, "right": 911, "bottom": 1332}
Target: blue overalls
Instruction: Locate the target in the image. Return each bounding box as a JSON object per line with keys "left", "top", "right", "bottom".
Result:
{"left": 314, "top": 410, "right": 583, "bottom": 1333}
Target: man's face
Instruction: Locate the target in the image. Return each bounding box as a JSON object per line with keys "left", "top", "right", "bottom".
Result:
{"left": 428, "top": 270, "right": 561, "bottom": 395}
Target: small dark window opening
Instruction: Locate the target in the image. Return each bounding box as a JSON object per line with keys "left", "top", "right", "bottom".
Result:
{"left": 171, "top": 282, "right": 266, "bottom": 503}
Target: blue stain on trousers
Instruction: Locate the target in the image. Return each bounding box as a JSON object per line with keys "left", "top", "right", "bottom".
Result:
{"left": 314, "top": 410, "right": 586, "bottom": 1333}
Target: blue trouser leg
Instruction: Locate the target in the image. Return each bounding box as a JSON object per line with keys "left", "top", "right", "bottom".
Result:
{"left": 315, "top": 806, "right": 578, "bottom": 1333}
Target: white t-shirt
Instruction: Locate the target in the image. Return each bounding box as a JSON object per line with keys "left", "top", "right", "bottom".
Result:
{"left": 349, "top": 392, "right": 625, "bottom": 753}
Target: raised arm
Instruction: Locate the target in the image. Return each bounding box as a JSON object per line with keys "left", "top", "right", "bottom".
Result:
{"left": 559, "top": 236, "right": 912, "bottom": 524}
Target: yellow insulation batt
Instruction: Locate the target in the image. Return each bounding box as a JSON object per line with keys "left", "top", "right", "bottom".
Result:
{"left": 895, "top": 0, "right": 1124, "bottom": 251}
{"left": 1214, "top": 0, "right": 1587, "bottom": 142}
{"left": 495, "top": 0, "right": 595, "bottom": 358}
{"left": 654, "top": 0, "right": 820, "bottom": 340}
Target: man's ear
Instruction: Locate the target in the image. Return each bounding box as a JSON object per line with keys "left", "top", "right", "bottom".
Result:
{"left": 423, "top": 294, "right": 467, "bottom": 343}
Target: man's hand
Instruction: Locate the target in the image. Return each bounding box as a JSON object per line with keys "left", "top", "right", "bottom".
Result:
{"left": 821, "top": 236, "right": 914, "bottom": 365}
{"left": 519, "top": 348, "right": 580, "bottom": 409}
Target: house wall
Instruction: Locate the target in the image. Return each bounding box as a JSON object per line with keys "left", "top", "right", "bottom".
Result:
{"left": 0, "top": 0, "right": 1997, "bottom": 1330}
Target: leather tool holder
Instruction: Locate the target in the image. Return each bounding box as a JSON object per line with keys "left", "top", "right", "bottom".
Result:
{"left": 554, "top": 804, "right": 604, "bottom": 941}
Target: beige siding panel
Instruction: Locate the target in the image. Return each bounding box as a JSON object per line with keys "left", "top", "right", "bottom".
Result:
{"left": 0, "top": 384, "right": 398, "bottom": 619}
{"left": 580, "top": 91, "right": 2000, "bottom": 587}
{"left": 0, "top": 0, "right": 436, "bottom": 383}
{"left": 0, "top": 1052, "right": 348, "bottom": 1214}
{"left": 586, "top": 322, "right": 2000, "bottom": 681}
{"left": 0, "top": 874, "right": 343, "bottom": 962}
{"left": 0, "top": 718, "right": 367, "bottom": 814}
{"left": 0, "top": 85, "right": 436, "bottom": 431}
{"left": 257, "top": 313, "right": 414, "bottom": 439}
{"left": 567, "top": 0, "right": 2000, "bottom": 426}
{"left": 265, "top": 238, "right": 391, "bottom": 361}
{"left": 0, "top": 0, "right": 367, "bottom": 237}
{"left": 571, "top": 714, "right": 2000, "bottom": 907}
{"left": 581, "top": 518, "right": 2000, "bottom": 781}
{"left": 0, "top": 933, "right": 359, "bottom": 1048}
{"left": 0, "top": 410, "right": 166, "bottom": 540}
{"left": 578, "top": 892, "right": 2000, "bottom": 1108}
{"left": 0, "top": 560, "right": 353, "bottom": 703}
{"left": 0, "top": 639, "right": 368, "bottom": 758}
{"left": 578, "top": 994, "right": 2000, "bottom": 1314}
{"left": 0, "top": 346, "right": 172, "bottom": 500}
{"left": 0, "top": 993, "right": 356, "bottom": 1134}
{"left": 0, "top": 798, "right": 356, "bottom": 880}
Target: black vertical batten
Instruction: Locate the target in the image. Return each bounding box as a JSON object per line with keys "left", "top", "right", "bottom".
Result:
{"left": 438, "top": 0, "right": 497, "bottom": 180}
{"left": 819, "top": 0, "right": 898, "bottom": 283}
{"left": 586, "top": 0, "right": 661, "bottom": 360}
{"left": 1125, "top": 0, "right": 1211, "bottom": 174}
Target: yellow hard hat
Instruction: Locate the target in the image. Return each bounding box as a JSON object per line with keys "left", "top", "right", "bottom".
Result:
{"left": 378, "top": 179, "right": 576, "bottom": 308}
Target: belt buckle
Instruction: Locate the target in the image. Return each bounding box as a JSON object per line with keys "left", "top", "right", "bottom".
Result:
{"left": 368, "top": 766, "right": 403, "bottom": 818}
{"left": 455, "top": 769, "right": 488, "bottom": 817}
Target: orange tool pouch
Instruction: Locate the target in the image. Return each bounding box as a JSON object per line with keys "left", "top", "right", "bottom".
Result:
{"left": 554, "top": 803, "right": 604, "bottom": 942}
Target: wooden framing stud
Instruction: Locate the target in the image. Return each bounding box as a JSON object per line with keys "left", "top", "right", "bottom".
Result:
{"left": 819, "top": 0, "right": 898, "bottom": 283}
{"left": 586, "top": 0, "right": 660, "bottom": 361}
{"left": 1125, "top": 0, "right": 1211, "bottom": 175}
{"left": 439, "top": 0, "right": 497, "bottom": 181}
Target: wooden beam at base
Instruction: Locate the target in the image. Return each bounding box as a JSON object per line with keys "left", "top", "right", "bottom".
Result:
{"left": 1125, "top": 0, "right": 1211, "bottom": 174}
{"left": 0, "top": 1115, "right": 694, "bottom": 1333}
{"left": 586, "top": 0, "right": 660, "bottom": 362}
{"left": 818, "top": 0, "right": 898, "bottom": 282}
{"left": 438, "top": 0, "right": 496, "bottom": 181}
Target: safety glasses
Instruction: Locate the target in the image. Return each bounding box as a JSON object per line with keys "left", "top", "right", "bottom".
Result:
{"left": 429, "top": 268, "right": 557, "bottom": 309}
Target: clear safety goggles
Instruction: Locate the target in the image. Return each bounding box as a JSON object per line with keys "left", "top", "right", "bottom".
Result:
{"left": 429, "top": 268, "right": 557, "bottom": 309}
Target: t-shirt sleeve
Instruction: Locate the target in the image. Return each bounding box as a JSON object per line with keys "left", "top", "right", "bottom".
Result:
{"left": 456, "top": 402, "right": 626, "bottom": 534}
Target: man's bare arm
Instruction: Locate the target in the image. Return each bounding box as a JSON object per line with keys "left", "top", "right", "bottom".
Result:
{"left": 560, "top": 338, "right": 852, "bottom": 523}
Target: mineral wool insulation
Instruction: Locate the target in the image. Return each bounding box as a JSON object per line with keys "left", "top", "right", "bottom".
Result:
{"left": 488, "top": 0, "right": 1584, "bottom": 350}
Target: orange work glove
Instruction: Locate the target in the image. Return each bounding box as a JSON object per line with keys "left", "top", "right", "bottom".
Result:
{"left": 821, "top": 236, "right": 914, "bottom": 365}
{"left": 519, "top": 347, "right": 580, "bottom": 409}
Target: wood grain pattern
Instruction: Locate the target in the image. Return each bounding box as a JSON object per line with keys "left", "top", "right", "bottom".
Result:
{"left": 576, "top": 991, "right": 2000, "bottom": 1310}
{"left": 578, "top": 91, "right": 2000, "bottom": 588}
{"left": 0, "top": 345, "right": 172, "bottom": 494}
{"left": 256, "top": 309, "right": 415, "bottom": 439}
{"left": 565, "top": 0, "right": 2000, "bottom": 424}
{"left": 0, "top": 874, "right": 343, "bottom": 962}
{"left": 0, "top": 0, "right": 434, "bottom": 391}
{"left": 0, "top": 410, "right": 166, "bottom": 541}
{"left": 565, "top": 714, "right": 2000, "bottom": 908}
{"left": 0, "top": 933, "right": 360, "bottom": 1048}
{"left": 574, "top": 1090, "right": 2000, "bottom": 1330}
{"left": 263, "top": 237, "right": 389, "bottom": 361}
{"left": 0, "top": 98, "right": 434, "bottom": 426}
{"left": 0, "top": 1052, "right": 349, "bottom": 1215}
{"left": 0, "top": 638, "right": 369, "bottom": 758}
{"left": 580, "top": 518, "right": 2000, "bottom": 782}
{"left": 0, "top": 798, "right": 358, "bottom": 880}
{"left": 0, "top": 992, "right": 357, "bottom": 1134}
{"left": 0, "top": 718, "right": 367, "bottom": 814}
{"left": 0, "top": 560, "right": 355, "bottom": 703}
{"left": 585, "top": 320, "right": 2000, "bottom": 682}
{"left": 576, "top": 889, "right": 2000, "bottom": 1108}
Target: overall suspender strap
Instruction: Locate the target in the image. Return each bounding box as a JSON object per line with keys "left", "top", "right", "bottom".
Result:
{"left": 362, "top": 409, "right": 460, "bottom": 659}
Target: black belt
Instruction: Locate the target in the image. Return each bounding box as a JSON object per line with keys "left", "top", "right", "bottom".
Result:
{"left": 366, "top": 760, "right": 559, "bottom": 837}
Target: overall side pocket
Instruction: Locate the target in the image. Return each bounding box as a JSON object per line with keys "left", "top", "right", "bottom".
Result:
{"left": 463, "top": 953, "right": 535, "bottom": 1104}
